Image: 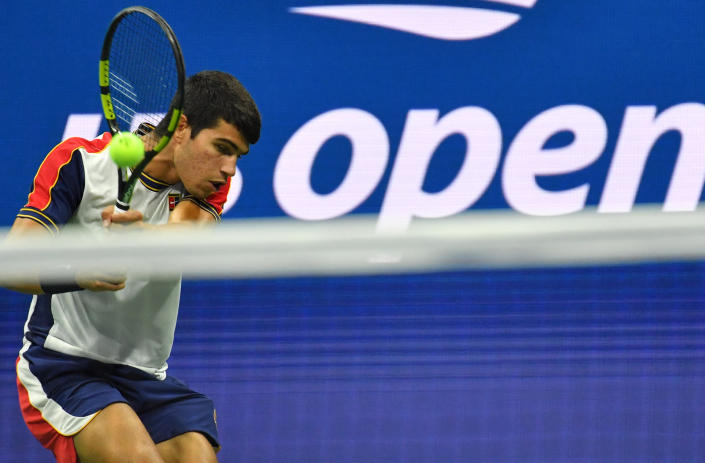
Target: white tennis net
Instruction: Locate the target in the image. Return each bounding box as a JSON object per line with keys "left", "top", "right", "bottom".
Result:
{"left": 1, "top": 204, "right": 704, "bottom": 281}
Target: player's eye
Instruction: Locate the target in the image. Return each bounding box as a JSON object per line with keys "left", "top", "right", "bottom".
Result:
{"left": 215, "top": 143, "right": 231, "bottom": 155}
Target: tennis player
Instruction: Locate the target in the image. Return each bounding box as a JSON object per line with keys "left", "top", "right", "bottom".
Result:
{"left": 3, "top": 71, "right": 261, "bottom": 463}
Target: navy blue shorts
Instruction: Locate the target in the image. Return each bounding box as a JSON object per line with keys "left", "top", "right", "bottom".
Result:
{"left": 17, "top": 343, "right": 219, "bottom": 462}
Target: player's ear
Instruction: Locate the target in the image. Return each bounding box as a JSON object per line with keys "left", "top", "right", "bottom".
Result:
{"left": 172, "top": 114, "right": 190, "bottom": 142}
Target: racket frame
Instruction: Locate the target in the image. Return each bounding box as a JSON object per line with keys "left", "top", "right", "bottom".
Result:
{"left": 99, "top": 6, "right": 186, "bottom": 211}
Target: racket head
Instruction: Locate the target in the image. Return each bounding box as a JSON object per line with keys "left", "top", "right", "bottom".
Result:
{"left": 99, "top": 6, "right": 186, "bottom": 208}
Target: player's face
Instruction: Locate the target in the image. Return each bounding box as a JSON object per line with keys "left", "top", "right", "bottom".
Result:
{"left": 174, "top": 119, "right": 249, "bottom": 198}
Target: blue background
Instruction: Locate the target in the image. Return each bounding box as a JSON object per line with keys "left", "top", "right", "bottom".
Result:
{"left": 1, "top": 0, "right": 705, "bottom": 461}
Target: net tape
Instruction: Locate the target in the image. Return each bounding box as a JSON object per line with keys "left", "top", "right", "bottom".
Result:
{"left": 1, "top": 205, "right": 704, "bottom": 282}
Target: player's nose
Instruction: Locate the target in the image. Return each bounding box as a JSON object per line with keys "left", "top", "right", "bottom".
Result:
{"left": 221, "top": 156, "right": 237, "bottom": 177}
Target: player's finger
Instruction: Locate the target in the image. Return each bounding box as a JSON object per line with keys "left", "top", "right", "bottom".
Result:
{"left": 92, "top": 280, "right": 126, "bottom": 291}
{"left": 77, "top": 272, "right": 127, "bottom": 290}
{"left": 77, "top": 279, "right": 126, "bottom": 292}
{"left": 101, "top": 205, "right": 115, "bottom": 228}
{"left": 95, "top": 272, "right": 127, "bottom": 285}
{"left": 110, "top": 209, "right": 144, "bottom": 225}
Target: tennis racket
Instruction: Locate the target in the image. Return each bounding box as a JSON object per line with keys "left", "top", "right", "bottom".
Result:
{"left": 99, "top": 6, "right": 186, "bottom": 211}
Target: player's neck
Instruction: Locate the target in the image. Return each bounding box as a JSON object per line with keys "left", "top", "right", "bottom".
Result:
{"left": 143, "top": 147, "right": 179, "bottom": 185}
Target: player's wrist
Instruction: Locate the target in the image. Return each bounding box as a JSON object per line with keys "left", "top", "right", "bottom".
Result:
{"left": 38, "top": 266, "right": 84, "bottom": 294}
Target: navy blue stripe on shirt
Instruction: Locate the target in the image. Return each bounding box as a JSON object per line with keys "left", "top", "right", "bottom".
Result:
{"left": 25, "top": 295, "right": 55, "bottom": 346}
{"left": 21, "top": 149, "right": 85, "bottom": 232}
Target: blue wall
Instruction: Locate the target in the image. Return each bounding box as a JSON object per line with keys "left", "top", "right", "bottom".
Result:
{"left": 2, "top": 1, "right": 705, "bottom": 461}
{"left": 3, "top": 264, "right": 705, "bottom": 462}
{"left": 2, "top": 0, "right": 705, "bottom": 226}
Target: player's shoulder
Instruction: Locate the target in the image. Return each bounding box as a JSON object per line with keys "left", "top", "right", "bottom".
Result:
{"left": 44, "top": 133, "right": 113, "bottom": 168}
{"left": 38, "top": 133, "right": 112, "bottom": 170}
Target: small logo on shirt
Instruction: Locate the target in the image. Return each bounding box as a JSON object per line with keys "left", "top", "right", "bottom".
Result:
{"left": 168, "top": 193, "right": 181, "bottom": 211}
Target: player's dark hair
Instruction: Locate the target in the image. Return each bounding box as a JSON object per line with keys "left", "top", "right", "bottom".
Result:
{"left": 156, "top": 70, "right": 261, "bottom": 144}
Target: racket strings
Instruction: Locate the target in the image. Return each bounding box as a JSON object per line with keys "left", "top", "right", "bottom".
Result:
{"left": 108, "top": 12, "right": 179, "bottom": 133}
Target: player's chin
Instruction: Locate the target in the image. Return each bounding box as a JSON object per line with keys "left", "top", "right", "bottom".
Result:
{"left": 205, "top": 181, "right": 223, "bottom": 196}
{"left": 203, "top": 185, "right": 217, "bottom": 197}
{"left": 187, "top": 182, "right": 214, "bottom": 199}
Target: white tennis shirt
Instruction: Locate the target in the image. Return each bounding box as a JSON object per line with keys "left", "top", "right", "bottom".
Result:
{"left": 18, "top": 133, "right": 227, "bottom": 379}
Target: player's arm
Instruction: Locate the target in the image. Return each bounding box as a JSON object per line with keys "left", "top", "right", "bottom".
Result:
{"left": 5, "top": 139, "right": 136, "bottom": 294}
{"left": 167, "top": 178, "right": 231, "bottom": 225}
{"left": 2, "top": 217, "right": 50, "bottom": 294}
{"left": 2, "top": 217, "right": 128, "bottom": 294}
{"left": 101, "top": 198, "right": 216, "bottom": 232}
{"left": 168, "top": 199, "right": 219, "bottom": 224}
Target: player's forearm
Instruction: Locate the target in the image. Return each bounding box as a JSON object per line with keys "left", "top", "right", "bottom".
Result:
{"left": 3, "top": 217, "right": 125, "bottom": 293}
{"left": 2, "top": 274, "right": 124, "bottom": 294}
{"left": 2, "top": 218, "right": 50, "bottom": 294}
{"left": 2, "top": 269, "right": 84, "bottom": 295}
{"left": 2, "top": 281, "right": 44, "bottom": 295}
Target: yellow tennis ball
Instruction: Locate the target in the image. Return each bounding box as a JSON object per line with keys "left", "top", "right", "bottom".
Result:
{"left": 110, "top": 132, "right": 145, "bottom": 167}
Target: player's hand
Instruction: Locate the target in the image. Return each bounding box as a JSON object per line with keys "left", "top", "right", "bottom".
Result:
{"left": 101, "top": 205, "right": 145, "bottom": 229}
{"left": 85, "top": 205, "right": 140, "bottom": 291}
{"left": 76, "top": 271, "right": 127, "bottom": 292}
